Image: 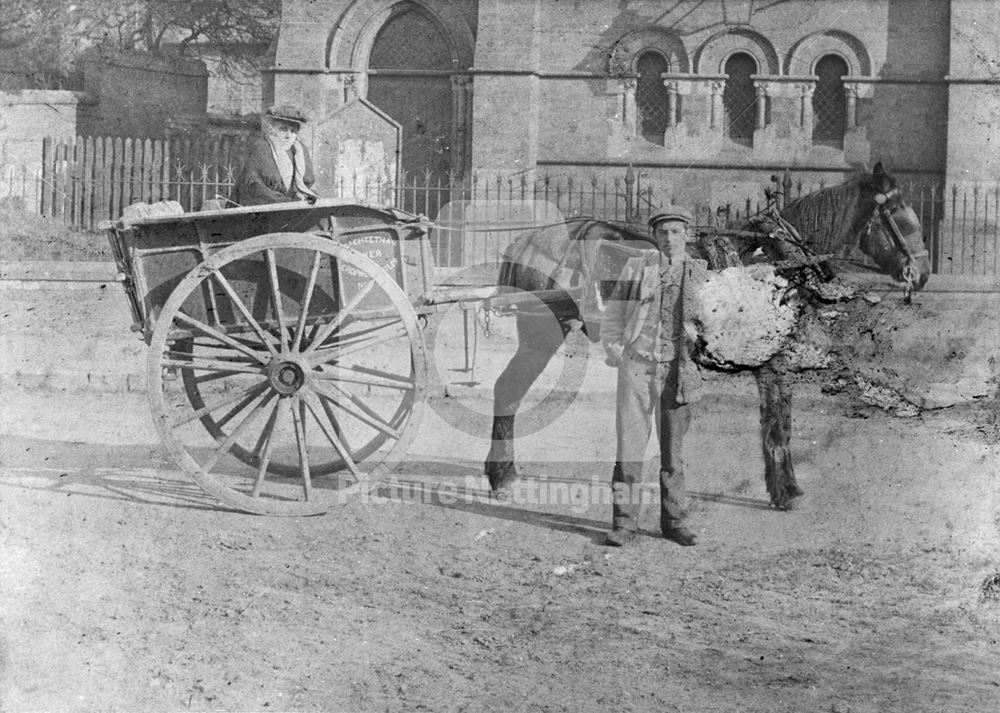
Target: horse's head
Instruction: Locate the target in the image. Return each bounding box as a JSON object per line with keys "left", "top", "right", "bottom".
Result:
{"left": 856, "top": 162, "right": 930, "bottom": 293}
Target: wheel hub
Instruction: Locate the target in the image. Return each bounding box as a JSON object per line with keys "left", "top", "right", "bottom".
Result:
{"left": 268, "top": 361, "right": 305, "bottom": 395}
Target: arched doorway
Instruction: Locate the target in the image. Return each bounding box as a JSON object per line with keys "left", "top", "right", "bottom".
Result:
{"left": 366, "top": 5, "right": 465, "bottom": 190}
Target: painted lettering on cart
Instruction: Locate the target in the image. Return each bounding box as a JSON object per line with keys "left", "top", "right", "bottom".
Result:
{"left": 341, "top": 233, "right": 399, "bottom": 279}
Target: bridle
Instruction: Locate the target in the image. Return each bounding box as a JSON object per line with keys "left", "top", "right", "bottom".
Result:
{"left": 860, "top": 187, "right": 928, "bottom": 301}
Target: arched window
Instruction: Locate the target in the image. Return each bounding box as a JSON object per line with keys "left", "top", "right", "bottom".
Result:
{"left": 813, "top": 54, "right": 848, "bottom": 146}
{"left": 367, "top": 8, "right": 456, "bottom": 182}
{"left": 636, "top": 51, "right": 669, "bottom": 144}
{"left": 723, "top": 53, "right": 757, "bottom": 144}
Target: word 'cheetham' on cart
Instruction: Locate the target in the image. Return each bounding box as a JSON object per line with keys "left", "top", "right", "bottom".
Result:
{"left": 105, "top": 198, "right": 556, "bottom": 516}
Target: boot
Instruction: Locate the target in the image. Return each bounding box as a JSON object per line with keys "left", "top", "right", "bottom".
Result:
{"left": 604, "top": 480, "right": 641, "bottom": 547}
{"left": 660, "top": 515, "right": 697, "bottom": 546}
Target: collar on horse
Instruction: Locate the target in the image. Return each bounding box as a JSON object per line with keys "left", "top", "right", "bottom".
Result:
{"left": 861, "top": 187, "right": 928, "bottom": 300}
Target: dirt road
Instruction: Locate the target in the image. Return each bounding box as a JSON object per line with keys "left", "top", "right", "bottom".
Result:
{"left": 2, "top": 381, "right": 999, "bottom": 712}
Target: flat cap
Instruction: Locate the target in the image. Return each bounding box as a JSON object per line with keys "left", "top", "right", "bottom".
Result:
{"left": 264, "top": 103, "right": 308, "bottom": 125}
{"left": 648, "top": 205, "right": 693, "bottom": 227}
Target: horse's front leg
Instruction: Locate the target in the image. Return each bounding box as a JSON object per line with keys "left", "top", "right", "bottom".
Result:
{"left": 753, "top": 363, "right": 804, "bottom": 509}
{"left": 485, "top": 312, "right": 567, "bottom": 491}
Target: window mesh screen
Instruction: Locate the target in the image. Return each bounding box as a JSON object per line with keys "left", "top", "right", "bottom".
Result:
{"left": 636, "top": 52, "right": 669, "bottom": 144}
{"left": 369, "top": 9, "right": 453, "bottom": 70}
{"left": 813, "top": 55, "right": 848, "bottom": 145}
{"left": 724, "top": 53, "right": 757, "bottom": 143}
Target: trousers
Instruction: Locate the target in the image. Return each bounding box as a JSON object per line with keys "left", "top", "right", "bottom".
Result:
{"left": 611, "top": 353, "right": 692, "bottom": 532}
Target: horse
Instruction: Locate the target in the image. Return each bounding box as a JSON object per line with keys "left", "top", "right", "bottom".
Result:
{"left": 483, "top": 162, "right": 930, "bottom": 510}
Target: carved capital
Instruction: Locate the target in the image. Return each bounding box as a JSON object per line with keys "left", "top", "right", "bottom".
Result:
{"left": 709, "top": 79, "right": 726, "bottom": 95}
{"left": 341, "top": 73, "right": 360, "bottom": 101}
{"left": 796, "top": 82, "right": 816, "bottom": 98}
{"left": 608, "top": 42, "right": 631, "bottom": 77}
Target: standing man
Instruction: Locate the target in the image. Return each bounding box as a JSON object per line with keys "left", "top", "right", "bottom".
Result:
{"left": 232, "top": 104, "right": 318, "bottom": 206}
{"left": 601, "top": 206, "right": 708, "bottom": 547}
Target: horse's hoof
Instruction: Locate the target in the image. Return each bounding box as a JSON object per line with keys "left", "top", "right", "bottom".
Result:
{"left": 489, "top": 487, "right": 511, "bottom": 503}
{"left": 484, "top": 461, "right": 519, "bottom": 491}
{"left": 771, "top": 488, "right": 804, "bottom": 511}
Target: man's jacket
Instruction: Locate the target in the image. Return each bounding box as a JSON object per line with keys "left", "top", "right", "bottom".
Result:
{"left": 601, "top": 252, "right": 708, "bottom": 402}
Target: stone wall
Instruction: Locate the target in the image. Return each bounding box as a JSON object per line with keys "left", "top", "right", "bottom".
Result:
{"left": 77, "top": 50, "right": 208, "bottom": 139}
{"left": 0, "top": 90, "right": 81, "bottom": 208}
{"left": 269, "top": 0, "right": 997, "bottom": 217}
{"left": 508, "top": 0, "right": 950, "bottom": 208}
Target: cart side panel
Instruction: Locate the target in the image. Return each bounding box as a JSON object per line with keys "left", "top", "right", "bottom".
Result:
{"left": 335, "top": 224, "right": 432, "bottom": 306}
{"left": 121, "top": 211, "right": 337, "bottom": 336}
{"left": 116, "top": 204, "right": 432, "bottom": 340}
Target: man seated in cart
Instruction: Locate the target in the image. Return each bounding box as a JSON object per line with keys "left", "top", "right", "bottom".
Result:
{"left": 231, "top": 103, "right": 319, "bottom": 206}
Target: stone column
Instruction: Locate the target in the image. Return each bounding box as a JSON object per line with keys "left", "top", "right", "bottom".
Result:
{"left": 840, "top": 80, "right": 872, "bottom": 165}
{"left": 665, "top": 81, "right": 679, "bottom": 128}
{"left": 709, "top": 80, "right": 725, "bottom": 131}
{"left": 451, "top": 75, "right": 473, "bottom": 176}
{"left": 470, "top": 0, "right": 542, "bottom": 176}
{"left": 843, "top": 83, "right": 859, "bottom": 129}
{"left": 753, "top": 81, "right": 767, "bottom": 129}
{"left": 622, "top": 79, "right": 637, "bottom": 136}
{"left": 797, "top": 82, "right": 814, "bottom": 128}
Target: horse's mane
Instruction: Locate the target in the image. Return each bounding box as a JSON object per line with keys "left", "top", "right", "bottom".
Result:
{"left": 565, "top": 216, "right": 650, "bottom": 244}
{"left": 779, "top": 176, "right": 865, "bottom": 253}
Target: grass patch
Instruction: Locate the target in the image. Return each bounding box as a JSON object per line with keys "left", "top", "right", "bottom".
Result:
{"left": 0, "top": 198, "right": 111, "bottom": 261}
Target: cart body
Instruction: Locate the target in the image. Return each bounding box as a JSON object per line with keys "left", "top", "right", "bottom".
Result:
{"left": 106, "top": 198, "right": 435, "bottom": 342}
{"left": 105, "top": 199, "right": 438, "bottom": 516}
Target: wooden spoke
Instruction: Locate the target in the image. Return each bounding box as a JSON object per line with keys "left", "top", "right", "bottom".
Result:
{"left": 161, "top": 356, "right": 263, "bottom": 376}
{"left": 301, "top": 280, "right": 376, "bottom": 357}
{"left": 190, "top": 368, "right": 251, "bottom": 385}
{"left": 318, "top": 392, "right": 350, "bottom": 455}
{"left": 291, "top": 250, "right": 323, "bottom": 353}
{"left": 169, "top": 380, "right": 270, "bottom": 428}
{"left": 214, "top": 382, "right": 273, "bottom": 429}
{"left": 164, "top": 348, "right": 257, "bottom": 365}
{"left": 210, "top": 269, "right": 280, "bottom": 357}
{"left": 265, "top": 249, "right": 290, "bottom": 351}
{"left": 347, "top": 363, "right": 414, "bottom": 384}
{"left": 313, "top": 381, "right": 402, "bottom": 439}
{"left": 302, "top": 393, "right": 362, "bottom": 479}
{"left": 309, "top": 322, "right": 408, "bottom": 365}
{"left": 250, "top": 399, "right": 281, "bottom": 498}
{"left": 314, "top": 316, "right": 403, "bottom": 349}
{"left": 174, "top": 312, "right": 268, "bottom": 363}
{"left": 312, "top": 365, "right": 414, "bottom": 391}
{"left": 200, "top": 390, "right": 279, "bottom": 474}
{"left": 148, "top": 233, "right": 427, "bottom": 515}
{"left": 290, "top": 396, "right": 312, "bottom": 500}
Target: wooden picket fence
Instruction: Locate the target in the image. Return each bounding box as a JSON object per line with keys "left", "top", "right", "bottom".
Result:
{"left": 33, "top": 135, "right": 245, "bottom": 227}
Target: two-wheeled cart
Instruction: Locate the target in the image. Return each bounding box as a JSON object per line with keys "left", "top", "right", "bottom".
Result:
{"left": 108, "top": 198, "right": 515, "bottom": 516}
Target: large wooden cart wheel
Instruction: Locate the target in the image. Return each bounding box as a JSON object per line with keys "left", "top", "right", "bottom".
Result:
{"left": 147, "top": 233, "right": 427, "bottom": 515}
